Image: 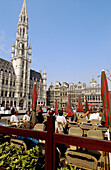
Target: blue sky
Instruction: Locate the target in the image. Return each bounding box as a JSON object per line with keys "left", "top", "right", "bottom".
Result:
{"left": 0, "top": 0, "right": 111, "bottom": 88}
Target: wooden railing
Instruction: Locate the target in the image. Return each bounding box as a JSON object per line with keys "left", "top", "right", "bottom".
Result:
{"left": 0, "top": 116, "right": 111, "bottom": 170}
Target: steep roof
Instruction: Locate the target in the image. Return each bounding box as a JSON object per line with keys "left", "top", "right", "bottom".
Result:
{"left": 30, "top": 69, "right": 42, "bottom": 82}
{"left": 0, "top": 58, "right": 15, "bottom": 75}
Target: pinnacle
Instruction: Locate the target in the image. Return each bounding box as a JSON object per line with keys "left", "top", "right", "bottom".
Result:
{"left": 20, "top": 0, "right": 28, "bottom": 17}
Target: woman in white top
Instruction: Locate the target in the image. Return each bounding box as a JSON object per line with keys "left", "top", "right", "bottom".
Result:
{"left": 10, "top": 111, "right": 19, "bottom": 123}
{"left": 23, "top": 110, "right": 30, "bottom": 122}
{"left": 56, "top": 110, "right": 67, "bottom": 133}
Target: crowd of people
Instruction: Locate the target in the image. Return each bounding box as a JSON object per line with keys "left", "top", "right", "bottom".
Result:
{"left": 9, "top": 106, "right": 104, "bottom": 132}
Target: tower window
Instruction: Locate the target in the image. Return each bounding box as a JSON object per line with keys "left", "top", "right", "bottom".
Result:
{"left": 24, "top": 16, "right": 25, "bottom": 22}
{"left": 6, "top": 79, "right": 8, "bottom": 85}
{"left": 1, "top": 91, "right": 3, "bottom": 97}
{"left": 2, "top": 79, "right": 4, "bottom": 85}
{"left": 22, "top": 61, "right": 24, "bottom": 67}
{"left": 9, "top": 92, "right": 11, "bottom": 97}
{"left": 21, "top": 16, "right": 22, "bottom": 22}
{"left": 13, "top": 81, "right": 15, "bottom": 86}
{"left": 23, "top": 28, "right": 25, "bottom": 38}
{"left": 20, "top": 28, "right": 21, "bottom": 36}
{"left": 5, "top": 91, "right": 7, "bottom": 97}
{"left": 22, "top": 44, "right": 24, "bottom": 55}
{"left": 10, "top": 81, "right": 12, "bottom": 86}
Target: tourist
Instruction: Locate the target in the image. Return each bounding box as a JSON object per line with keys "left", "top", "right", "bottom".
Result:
{"left": 89, "top": 110, "right": 101, "bottom": 121}
{"left": 36, "top": 107, "right": 44, "bottom": 123}
{"left": 45, "top": 108, "right": 50, "bottom": 117}
{"left": 10, "top": 110, "right": 19, "bottom": 123}
{"left": 56, "top": 110, "right": 67, "bottom": 133}
{"left": 73, "top": 110, "right": 78, "bottom": 122}
{"left": 23, "top": 110, "right": 30, "bottom": 122}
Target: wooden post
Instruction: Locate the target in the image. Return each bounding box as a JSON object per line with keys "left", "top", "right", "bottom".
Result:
{"left": 45, "top": 116, "right": 55, "bottom": 170}
{"left": 53, "top": 141, "right": 56, "bottom": 170}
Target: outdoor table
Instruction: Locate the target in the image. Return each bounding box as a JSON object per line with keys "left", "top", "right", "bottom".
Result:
{"left": 79, "top": 123, "right": 93, "bottom": 136}
{"left": 9, "top": 122, "right": 24, "bottom": 128}
{"left": 68, "top": 121, "right": 78, "bottom": 128}
{"left": 96, "top": 126, "right": 109, "bottom": 139}
{"left": 6, "top": 124, "right": 17, "bottom": 127}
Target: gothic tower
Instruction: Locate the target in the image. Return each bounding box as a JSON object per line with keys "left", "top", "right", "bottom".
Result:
{"left": 11, "top": 0, "right": 31, "bottom": 107}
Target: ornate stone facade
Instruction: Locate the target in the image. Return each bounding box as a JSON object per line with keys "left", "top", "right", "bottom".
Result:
{"left": 47, "top": 78, "right": 102, "bottom": 108}
{"left": 0, "top": 0, "right": 47, "bottom": 109}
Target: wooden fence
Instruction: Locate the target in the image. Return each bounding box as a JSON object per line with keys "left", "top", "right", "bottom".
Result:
{"left": 0, "top": 116, "right": 111, "bottom": 170}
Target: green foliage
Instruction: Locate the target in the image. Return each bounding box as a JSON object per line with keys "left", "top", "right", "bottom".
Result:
{"left": 0, "top": 142, "right": 45, "bottom": 170}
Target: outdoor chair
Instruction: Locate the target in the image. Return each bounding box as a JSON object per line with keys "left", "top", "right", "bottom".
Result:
{"left": 96, "top": 125, "right": 108, "bottom": 139}
{"left": 79, "top": 123, "right": 93, "bottom": 136}
{"left": 33, "top": 123, "right": 45, "bottom": 144}
{"left": 97, "top": 125, "right": 108, "bottom": 132}
{"left": 87, "top": 130, "right": 105, "bottom": 169}
{"left": 91, "top": 119, "right": 101, "bottom": 126}
{"left": 78, "top": 118, "right": 87, "bottom": 124}
{"left": 10, "top": 138, "right": 27, "bottom": 150}
{"left": 69, "top": 127, "right": 83, "bottom": 136}
{"left": 65, "top": 129, "right": 105, "bottom": 170}
{"left": 33, "top": 123, "right": 45, "bottom": 131}
{"left": 0, "top": 119, "right": 9, "bottom": 125}
{"left": 68, "top": 127, "right": 83, "bottom": 150}
{"left": 87, "top": 129, "right": 103, "bottom": 139}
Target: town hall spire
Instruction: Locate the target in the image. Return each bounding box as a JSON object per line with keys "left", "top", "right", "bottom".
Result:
{"left": 20, "top": 0, "right": 28, "bottom": 17}
{"left": 11, "top": 0, "right": 31, "bottom": 107}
